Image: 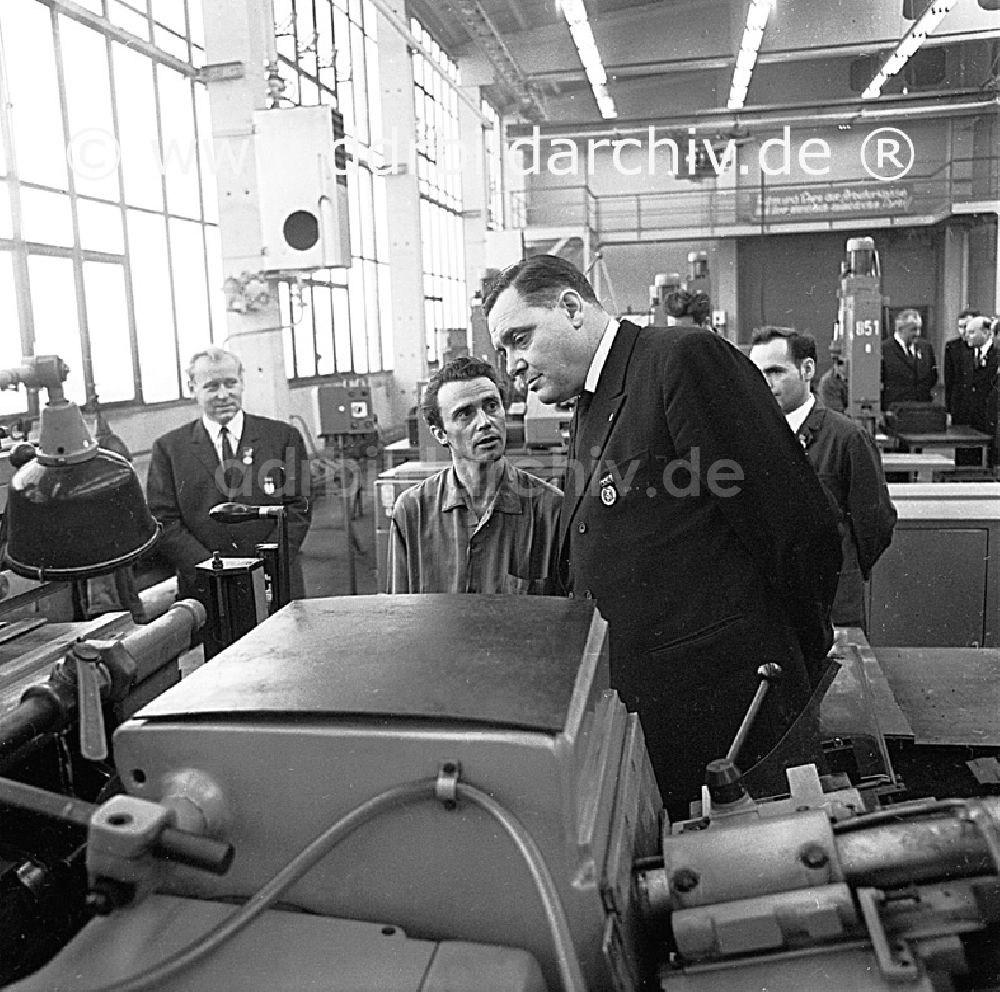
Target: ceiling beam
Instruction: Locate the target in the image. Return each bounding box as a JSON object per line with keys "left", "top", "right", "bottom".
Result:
{"left": 505, "top": 89, "right": 999, "bottom": 137}
{"left": 525, "top": 27, "right": 1000, "bottom": 86}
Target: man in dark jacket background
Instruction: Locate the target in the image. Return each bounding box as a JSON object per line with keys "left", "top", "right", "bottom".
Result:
{"left": 147, "top": 346, "right": 312, "bottom": 607}
{"left": 751, "top": 327, "right": 897, "bottom": 631}
{"left": 882, "top": 308, "right": 938, "bottom": 410}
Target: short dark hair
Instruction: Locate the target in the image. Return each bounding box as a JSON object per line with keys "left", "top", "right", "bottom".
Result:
{"left": 482, "top": 254, "right": 599, "bottom": 317}
{"left": 421, "top": 356, "right": 506, "bottom": 430}
{"left": 751, "top": 326, "right": 817, "bottom": 365}
{"left": 665, "top": 290, "right": 711, "bottom": 325}
{"left": 959, "top": 308, "right": 981, "bottom": 320}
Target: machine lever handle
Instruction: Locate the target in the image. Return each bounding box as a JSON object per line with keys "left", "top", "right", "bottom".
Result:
{"left": 155, "top": 826, "right": 234, "bottom": 875}
{"left": 726, "top": 663, "right": 783, "bottom": 765}
{"left": 73, "top": 643, "right": 108, "bottom": 762}
{"left": 0, "top": 777, "right": 234, "bottom": 876}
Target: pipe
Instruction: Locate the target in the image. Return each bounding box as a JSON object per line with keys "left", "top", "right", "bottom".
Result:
{"left": 0, "top": 598, "right": 205, "bottom": 766}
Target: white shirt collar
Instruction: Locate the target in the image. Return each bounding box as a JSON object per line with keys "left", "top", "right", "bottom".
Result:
{"left": 583, "top": 317, "right": 619, "bottom": 393}
{"left": 979, "top": 337, "right": 993, "bottom": 357}
{"left": 785, "top": 392, "right": 815, "bottom": 435}
{"left": 894, "top": 332, "right": 915, "bottom": 352}
{"left": 203, "top": 410, "right": 244, "bottom": 447}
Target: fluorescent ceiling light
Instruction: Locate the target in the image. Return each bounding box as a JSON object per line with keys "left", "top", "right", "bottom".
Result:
{"left": 862, "top": 0, "right": 957, "bottom": 99}
{"left": 559, "top": 0, "right": 617, "bottom": 118}
{"left": 728, "top": 0, "right": 772, "bottom": 111}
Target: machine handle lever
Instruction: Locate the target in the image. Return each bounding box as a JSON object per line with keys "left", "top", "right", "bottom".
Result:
{"left": 155, "top": 826, "right": 234, "bottom": 875}
{"left": 72, "top": 643, "right": 108, "bottom": 762}
{"left": 0, "top": 777, "right": 234, "bottom": 876}
{"left": 726, "top": 663, "right": 783, "bottom": 765}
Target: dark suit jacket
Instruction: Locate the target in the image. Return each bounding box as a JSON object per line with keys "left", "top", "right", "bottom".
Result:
{"left": 797, "top": 405, "right": 897, "bottom": 627}
{"left": 881, "top": 337, "right": 937, "bottom": 408}
{"left": 944, "top": 337, "right": 970, "bottom": 416}
{"left": 949, "top": 341, "right": 998, "bottom": 436}
{"left": 559, "top": 322, "right": 842, "bottom": 812}
{"left": 146, "top": 414, "right": 312, "bottom": 601}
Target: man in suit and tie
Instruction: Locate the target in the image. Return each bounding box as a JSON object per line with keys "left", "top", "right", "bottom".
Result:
{"left": 950, "top": 316, "right": 999, "bottom": 466}
{"left": 146, "top": 346, "right": 312, "bottom": 606}
{"left": 750, "top": 327, "right": 896, "bottom": 631}
{"left": 881, "top": 308, "right": 938, "bottom": 410}
{"left": 944, "top": 309, "right": 979, "bottom": 419}
{"left": 485, "top": 255, "right": 842, "bottom": 819}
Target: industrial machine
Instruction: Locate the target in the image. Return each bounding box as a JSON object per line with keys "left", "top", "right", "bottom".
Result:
{"left": 649, "top": 272, "right": 683, "bottom": 325}
{"left": 649, "top": 253, "right": 714, "bottom": 328}
{"left": 2, "top": 596, "right": 1000, "bottom": 992}
{"left": 0, "top": 594, "right": 207, "bottom": 983}
{"left": 524, "top": 391, "right": 573, "bottom": 449}
{"left": 833, "top": 236, "right": 884, "bottom": 434}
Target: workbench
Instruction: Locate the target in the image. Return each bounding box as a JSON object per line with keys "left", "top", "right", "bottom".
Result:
{"left": 880, "top": 451, "right": 957, "bottom": 482}
{"left": 897, "top": 427, "right": 993, "bottom": 468}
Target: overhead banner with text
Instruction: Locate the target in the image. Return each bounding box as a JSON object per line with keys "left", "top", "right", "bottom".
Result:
{"left": 741, "top": 183, "right": 914, "bottom": 222}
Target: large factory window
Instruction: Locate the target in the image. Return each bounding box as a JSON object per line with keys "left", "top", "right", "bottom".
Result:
{"left": 0, "top": 1, "right": 223, "bottom": 412}
{"left": 0, "top": 251, "right": 22, "bottom": 417}
{"left": 483, "top": 99, "right": 504, "bottom": 230}
{"left": 411, "top": 17, "right": 468, "bottom": 366}
{"left": 275, "top": 0, "right": 393, "bottom": 379}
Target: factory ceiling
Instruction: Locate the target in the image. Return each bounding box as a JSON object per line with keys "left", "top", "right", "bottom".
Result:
{"left": 407, "top": 0, "right": 1000, "bottom": 127}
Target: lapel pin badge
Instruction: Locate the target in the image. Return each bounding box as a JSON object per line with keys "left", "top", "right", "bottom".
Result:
{"left": 598, "top": 472, "right": 617, "bottom": 507}
{"left": 242, "top": 447, "right": 254, "bottom": 466}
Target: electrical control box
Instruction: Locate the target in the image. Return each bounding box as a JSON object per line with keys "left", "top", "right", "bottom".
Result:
{"left": 253, "top": 106, "right": 351, "bottom": 271}
{"left": 316, "top": 383, "right": 374, "bottom": 437}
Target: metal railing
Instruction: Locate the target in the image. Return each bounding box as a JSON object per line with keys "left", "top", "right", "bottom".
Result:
{"left": 508, "top": 155, "right": 999, "bottom": 240}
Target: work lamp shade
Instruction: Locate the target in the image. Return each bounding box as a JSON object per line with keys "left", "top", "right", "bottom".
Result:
{"left": 6, "top": 450, "right": 159, "bottom": 581}
{"left": 5, "top": 397, "right": 160, "bottom": 579}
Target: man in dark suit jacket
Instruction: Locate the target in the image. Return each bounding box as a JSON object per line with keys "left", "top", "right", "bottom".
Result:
{"left": 485, "top": 256, "right": 842, "bottom": 818}
{"left": 750, "top": 327, "right": 896, "bottom": 631}
{"left": 146, "top": 346, "right": 312, "bottom": 605}
{"left": 944, "top": 309, "right": 979, "bottom": 417}
{"left": 881, "top": 308, "right": 938, "bottom": 410}
{"left": 950, "top": 316, "right": 999, "bottom": 466}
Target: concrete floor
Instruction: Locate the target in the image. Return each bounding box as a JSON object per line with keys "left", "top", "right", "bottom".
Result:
{"left": 298, "top": 486, "right": 380, "bottom": 598}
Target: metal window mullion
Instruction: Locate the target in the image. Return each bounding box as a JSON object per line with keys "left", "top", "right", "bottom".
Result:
{"left": 149, "top": 27, "right": 184, "bottom": 401}
{"left": 0, "top": 12, "right": 34, "bottom": 386}
{"left": 326, "top": 0, "right": 338, "bottom": 108}
{"left": 291, "top": 0, "right": 301, "bottom": 105}
{"left": 38, "top": 0, "right": 196, "bottom": 78}
{"left": 104, "top": 22, "right": 143, "bottom": 402}
{"left": 188, "top": 82, "right": 215, "bottom": 342}
{"left": 52, "top": 9, "right": 95, "bottom": 402}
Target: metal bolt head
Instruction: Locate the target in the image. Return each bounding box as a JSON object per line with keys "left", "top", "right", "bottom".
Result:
{"left": 799, "top": 843, "right": 830, "bottom": 869}
{"left": 671, "top": 868, "right": 700, "bottom": 893}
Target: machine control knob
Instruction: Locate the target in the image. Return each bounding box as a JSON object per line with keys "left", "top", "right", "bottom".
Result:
{"left": 705, "top": 758, "right": 748, "bottom": 807}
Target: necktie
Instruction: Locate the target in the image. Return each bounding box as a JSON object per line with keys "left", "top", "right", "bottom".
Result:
{"left": 218, "top": 425, "right": 243, "bottom": 493}
{"left": 570, "top": 391, "right": 593, "bottom": 462}
{"left": 219, "top": 425, "right": 236, "bottom": 461}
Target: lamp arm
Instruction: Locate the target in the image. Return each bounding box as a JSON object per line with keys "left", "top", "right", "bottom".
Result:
{"left": 0, "top": 356, "right": 71, "bottom": 402}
